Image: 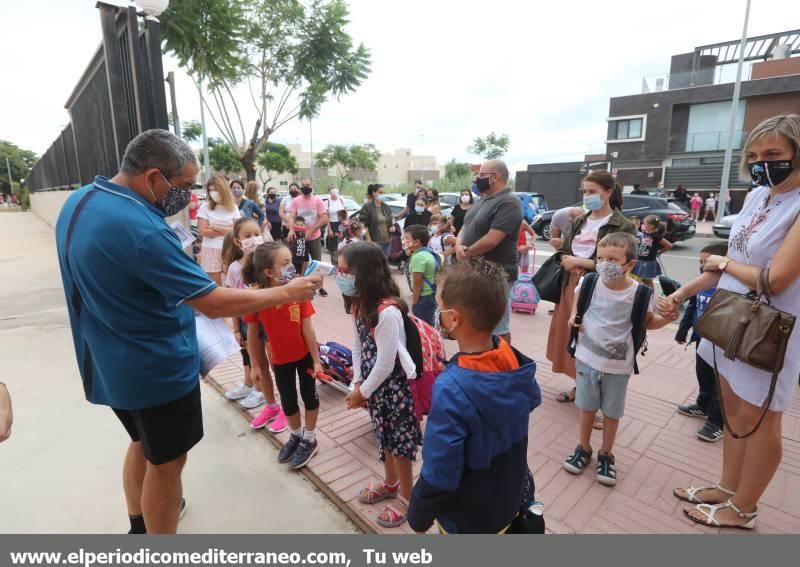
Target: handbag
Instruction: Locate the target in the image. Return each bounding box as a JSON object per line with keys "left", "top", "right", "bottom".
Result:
{"left": 532, "top": 253, "right": 563, "bottom": 304}
{"left": 694, "top": 269, "right": 796, "bottom": 438}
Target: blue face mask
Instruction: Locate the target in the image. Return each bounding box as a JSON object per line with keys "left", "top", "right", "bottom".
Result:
{"left": 583, "top": 194, "right": 604, "bottom": 211}
{"left": 336, "top": 273, "right": 358, "bottom": 296}
{"left": 279, "top": 265, "right": 296, "bottom": 285}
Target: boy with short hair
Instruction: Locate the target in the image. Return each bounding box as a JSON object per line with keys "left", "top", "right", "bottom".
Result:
{"left": 563, "top": 233, "right": 677, "bottom": 486}
{"left": 408, "top": 257, "right": 542, "bottom": 534}
{"left": 675, "top": 242, "right": 729, "bottom": 443}
{"left": 402, "top": 224, "right": 439, "bottom": 326}
{"left": 290, "top": 216, "right": 309, "bottom": 275}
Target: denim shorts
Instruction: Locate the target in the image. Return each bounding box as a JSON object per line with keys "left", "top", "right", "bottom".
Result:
{"left": 575, "top": 359, "right": 631, "bottom": 419}
{"left": 412, "top": 294, "right": 437, "bottom": 327}
{"left": 492, "top": 280, "right": 513, "bottom": 337}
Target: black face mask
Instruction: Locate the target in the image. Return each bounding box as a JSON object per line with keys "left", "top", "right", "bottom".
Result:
{"left": 267, "top": 193, "right": 276, "bottom": 200}
{"left": 749, "top": 159, "right": 795, "bottom": 188}
{"left": 289, "top": 190, "right": 299, "bottom": 197}
{"left": 475, "top": 176, "right": 492, "bottom": 193}
{"left": 301, "top": 186, "right": 313, "bottom": 195}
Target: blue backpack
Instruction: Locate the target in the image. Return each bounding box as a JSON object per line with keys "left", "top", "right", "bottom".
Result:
{"left": 319, "top": 341, "right": 353, "bottom": 385}
{"left": 408, "top": 247, "right": 442, "bottom": 293}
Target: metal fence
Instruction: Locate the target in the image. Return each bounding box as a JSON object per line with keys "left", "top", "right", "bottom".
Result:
{"left": 28, "top": 2, "right": 168, "bottom": 192}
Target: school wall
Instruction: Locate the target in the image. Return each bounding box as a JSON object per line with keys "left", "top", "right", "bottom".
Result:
{"left": 30, "top": 191, "right": 74, "bottom": 229}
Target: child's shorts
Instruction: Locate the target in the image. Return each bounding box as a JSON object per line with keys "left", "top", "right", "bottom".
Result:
{"left": 575, "top": 359, "right": 631, "bottom": 419}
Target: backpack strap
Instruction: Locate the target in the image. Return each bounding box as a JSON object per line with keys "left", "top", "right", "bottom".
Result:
{"left": 416, "top": 247, "right": 441, "bottom": 293}
{"left": 567, "top": 272, "right": 599, "bottom": 358}
{"left": 376, "top": 299, "right": 423, "bottom": 377}
{"left": 630, "top": 283, "right": 653, "bottom": 375}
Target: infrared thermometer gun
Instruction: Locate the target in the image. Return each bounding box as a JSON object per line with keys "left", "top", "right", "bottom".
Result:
{"left": 304, "top": 260, "right": 337, "bottom": 278}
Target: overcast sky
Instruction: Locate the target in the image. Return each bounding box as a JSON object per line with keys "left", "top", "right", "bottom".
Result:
{"left": 2, "top": 0, "right": 797, "bottom": 174}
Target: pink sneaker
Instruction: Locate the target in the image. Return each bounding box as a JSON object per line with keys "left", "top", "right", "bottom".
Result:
{"left": 250, "top": 404, "right": 281, "bottom": 430}
{"left": 267, "top": 409, "right": 288, "bottom": 434}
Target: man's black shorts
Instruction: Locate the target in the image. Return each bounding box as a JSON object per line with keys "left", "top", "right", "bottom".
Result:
{"left": 112, "top": 383, "right": 204, "bottom": 465}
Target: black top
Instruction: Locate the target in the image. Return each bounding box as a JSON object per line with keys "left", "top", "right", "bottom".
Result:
{"left": 451, "top": 204, "right": 471, "bottom": 235}
{"left": 637, "top": 231, "right": 662, "bottom": 261}
{"left": 405, "top": 209, "right": 432, "bottom": 228}
{"left": 460, "top": 189, "right": 523, "bottom": 281}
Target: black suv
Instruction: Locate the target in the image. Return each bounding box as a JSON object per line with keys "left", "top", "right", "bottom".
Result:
{"left": 531, "top": 195, "right": 696, "bottom": 243}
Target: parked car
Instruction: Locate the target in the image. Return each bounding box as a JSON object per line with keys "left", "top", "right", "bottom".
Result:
{"left": 438, "top": 192, "right": 462, "bottom": 208}
{"left": 320, "top": 195, "right": 360, "bottom": 215}
{"left": 513, "top": 192, "right": 549, "bottom": 223}
{"left": 531, "top": 195, "right": 696, "bottom": 243}
{"left": 713, "top": 214, "right": 737, "bottom": 239}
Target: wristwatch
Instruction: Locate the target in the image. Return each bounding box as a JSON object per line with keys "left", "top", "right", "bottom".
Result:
{"left": 719, "top": 260, "right": 729, "bottom": 272}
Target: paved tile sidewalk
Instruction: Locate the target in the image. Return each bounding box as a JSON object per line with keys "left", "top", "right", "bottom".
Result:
{"left": 206, "top": 272, "right": 800, "bottom": 534}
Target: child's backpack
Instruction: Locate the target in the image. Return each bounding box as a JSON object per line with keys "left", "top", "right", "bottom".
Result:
{"left": 319, "top": 341, "right": 353, "bottom": 386}
{"left": 388, "top": 222, "right": 405, "bottom": 265}
{"left": 566, "top": 272, "right": 652, "bottom": 374}
{"left": 510, "top": 272, "right": 540, "bottom": 315}
{"left": 377, "top": 300, "right": 446, "bottom": 420}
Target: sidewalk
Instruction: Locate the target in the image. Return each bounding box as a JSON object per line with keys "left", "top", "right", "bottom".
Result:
{"left": 207, "top": 266, "right": 800, "bottom": 534}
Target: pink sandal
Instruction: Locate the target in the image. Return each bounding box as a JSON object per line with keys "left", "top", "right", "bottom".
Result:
{"left": 358, "top": 481, "right": 399, "bottom": 505}
{"left": 377, "top": 497, "right": 408, "bottom": 528}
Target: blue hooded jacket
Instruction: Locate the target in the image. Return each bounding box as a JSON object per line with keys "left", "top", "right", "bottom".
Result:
{"left": 407, "top": 344, "right": 541, "bottom": 533}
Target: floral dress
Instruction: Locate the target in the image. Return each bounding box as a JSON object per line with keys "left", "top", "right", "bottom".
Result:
{"left": 356, "top": 317, "right": 423, "bottom": 462}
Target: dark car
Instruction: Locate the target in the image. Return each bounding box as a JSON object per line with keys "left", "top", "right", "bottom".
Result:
{"left": 531, "top": 195, "right": 696, "bottom": 243}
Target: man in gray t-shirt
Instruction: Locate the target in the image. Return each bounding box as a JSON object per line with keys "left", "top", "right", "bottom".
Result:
{"left": 456, "top": 159, "right": 523, "bottom": 343}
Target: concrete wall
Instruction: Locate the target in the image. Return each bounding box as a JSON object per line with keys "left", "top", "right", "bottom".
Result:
{"left": 30, "top": 190, "right": 74, "bottom": 229}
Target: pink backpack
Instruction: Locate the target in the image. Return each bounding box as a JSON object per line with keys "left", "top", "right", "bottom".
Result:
{"left": 377, "top": 300, "right": 446, "bottom": 420}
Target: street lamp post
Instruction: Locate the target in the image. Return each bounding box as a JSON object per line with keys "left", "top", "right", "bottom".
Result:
{"left": 718, "top": 0, "right": 751, "bottom": 221}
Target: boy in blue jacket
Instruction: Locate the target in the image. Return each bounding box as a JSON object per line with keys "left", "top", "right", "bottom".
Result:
{"left": 675, "top": 242, "right": 729, "bottom": 443}
{"left": 407, "top": 257, "right": 542, "bottom": 534}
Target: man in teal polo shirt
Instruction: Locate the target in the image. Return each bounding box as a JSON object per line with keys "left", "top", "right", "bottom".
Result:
{"left": 56, "top": 130, "right": 321, "bottom": 534}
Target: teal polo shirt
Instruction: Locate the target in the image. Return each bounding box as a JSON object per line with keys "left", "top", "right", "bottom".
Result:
{"left": 55, "top": 177, "right": 217, "bottom": 410}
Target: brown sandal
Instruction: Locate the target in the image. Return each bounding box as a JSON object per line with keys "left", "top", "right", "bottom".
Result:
{"left": 557, "top": 388, "right": 576, "bottom": 403}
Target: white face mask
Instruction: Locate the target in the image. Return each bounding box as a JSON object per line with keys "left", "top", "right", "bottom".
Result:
{"left": 209, "top": 191, "right": 221, "bottom": 202}
{"left": 240, "top": 235, "right": 264, "bottom": 254}
{"left": 460, "top": 195, "right": 471, "bottom": 204}
{"left": 596, "top": 261, "right": 627, "bottom": 284}
{"left": 430, "top": 226, "right": 439, "bottom": 235}
{"left": 330, "top": 189, "right": 339, "bottom": 197}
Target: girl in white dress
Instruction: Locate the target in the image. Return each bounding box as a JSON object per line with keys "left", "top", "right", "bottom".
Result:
{"left": 662, "top": 114, "right": 800, "bottom": 530}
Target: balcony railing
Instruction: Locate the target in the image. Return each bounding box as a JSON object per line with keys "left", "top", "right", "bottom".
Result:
{"left": 638, "top": 62, "right": 758, "bottom": 94}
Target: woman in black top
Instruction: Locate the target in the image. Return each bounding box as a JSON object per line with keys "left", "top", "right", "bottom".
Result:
{"left": 404, "top": 195, "right": 432, "bottom": 228}
{"left": 449, "top": 188, "right": 474, "bottom": 235}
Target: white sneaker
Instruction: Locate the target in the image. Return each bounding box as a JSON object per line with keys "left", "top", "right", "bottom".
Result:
{"left": 239, "top": 390, "right": 265, "bottom": 410}
{"left": 225, "top": 383, "right": 253, "bottom": 401}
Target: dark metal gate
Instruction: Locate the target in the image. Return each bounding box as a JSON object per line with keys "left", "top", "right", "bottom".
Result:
{"left": 28, "top": 2, "right": 168, "bottom": 191}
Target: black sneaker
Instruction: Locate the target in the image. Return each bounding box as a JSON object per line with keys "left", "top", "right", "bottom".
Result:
{"left": 278, "top": 434, "right": 303, "bottom": 463}
{"left": 678, "top": 403, "right": 707, "bottom": 419}
{"left": 563, "top": 445, "right": 592, "bottom": 475}
{"left": 596, "top": 453, "right": 617, "bottom": 486}
{"left": 318, "top": 288, "right": 328, "bottom": 297}
{"left": 696, "top": 422, "right": 724, "bottom": 443}
{"left": 289, "top": 438, "right": 318, "bottom": 469}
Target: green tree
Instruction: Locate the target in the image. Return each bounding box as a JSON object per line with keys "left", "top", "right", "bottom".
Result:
{"left": 161, "top": 0, "right": 371, "bottom": 181}
{"left": 200, "top": 138, "right": 242, "bottom": 174}
{"left": 444, "top": 159, "right": 471, "bottom": 181}
{"left": 0, "top": 140, "right": 37, "bottom": 194}
{"left": 182, "top": 120, "right": 203, "bottom": 143}
{"left": 315, "top": 143, "right": 380, "bottom": 187}
{"left": 467, "top": 132, "right": 510, "bottom": 160}
{"left": 256, "top": 142, "right": 298, "bottom": 185}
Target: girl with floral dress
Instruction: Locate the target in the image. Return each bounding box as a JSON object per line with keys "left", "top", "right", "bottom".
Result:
{"left": 339, "top": 242, "right": 423, "bottom": 529}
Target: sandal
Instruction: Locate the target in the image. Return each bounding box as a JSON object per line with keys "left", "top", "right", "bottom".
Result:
{"left": 377, "top": 497, "right": 408, "bottom": 528}
{"left": 673, "top": 484, "right": 735, "bottom": 504}
{"left": 556, "top": 388, "right": 576, "bottom": 403}
{"left": 358, "top": 481, "right": 399, "bottom": 505}
{"left": 684, "top": 499, "right": 757, "bottom": 530}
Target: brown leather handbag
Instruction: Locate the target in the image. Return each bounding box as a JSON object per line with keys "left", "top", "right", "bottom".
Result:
{"left": 694, "top": 269, "right": 796, "bottom": 438}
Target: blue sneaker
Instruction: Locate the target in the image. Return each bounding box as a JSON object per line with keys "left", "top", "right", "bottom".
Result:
{"left": 278, "top": 434, "right": 303, "bottom": 463}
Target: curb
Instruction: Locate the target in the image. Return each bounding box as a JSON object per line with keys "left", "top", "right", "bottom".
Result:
{"left": 202, "top": 373, "right": 375, "bottom": 535}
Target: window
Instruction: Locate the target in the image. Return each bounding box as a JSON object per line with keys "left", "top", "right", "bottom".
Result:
{"left": 279, "top": 180, "right": 288, "bottom": 186}
{"left": 686, "top": 101, "right": 746, "bottom": 151}
{"left": 672, "top": 158, "right": 702, "bottom": 167}
{"left": 608, "top": 117, "right": 644, "bottom": 141}
{"left": 702, "top": 156, "right": 724, "bottom": 165}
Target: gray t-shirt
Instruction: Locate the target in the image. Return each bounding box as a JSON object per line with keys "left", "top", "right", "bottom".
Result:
{"left": 460, "top": 188, "right": 523, "bottom": 280}
{"left": 551, "top": 207, "right": 575, "bottom": 233}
